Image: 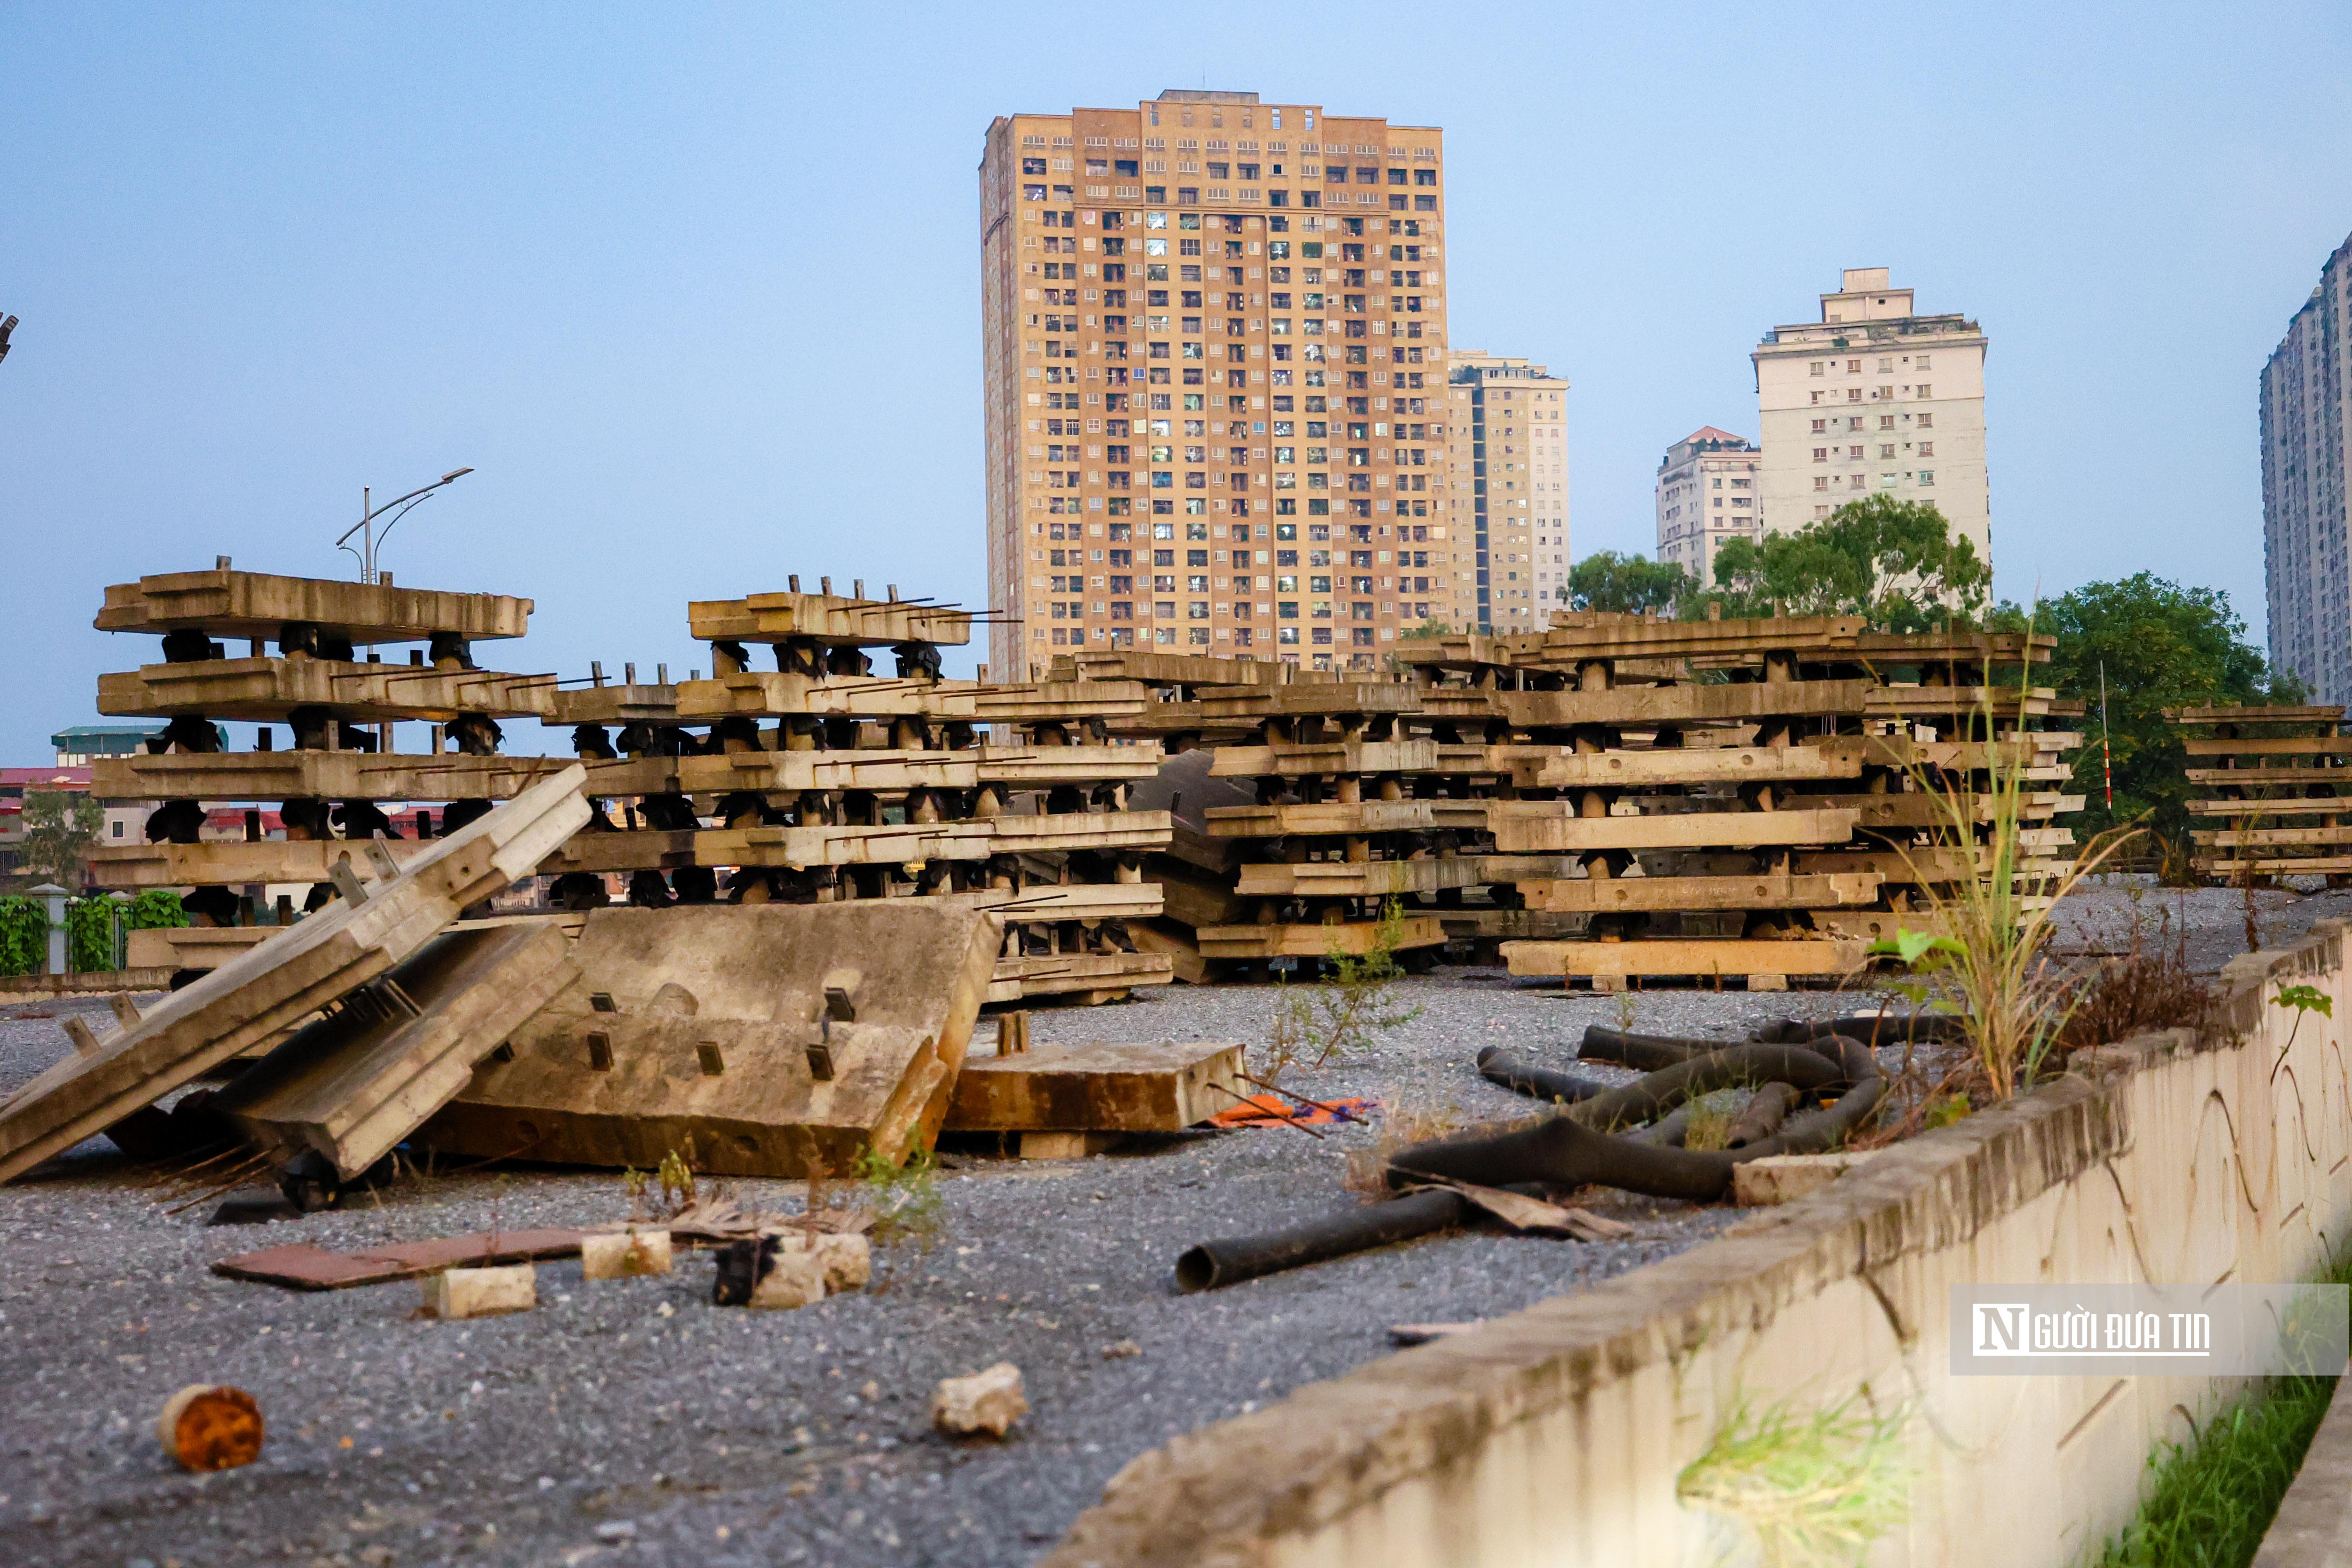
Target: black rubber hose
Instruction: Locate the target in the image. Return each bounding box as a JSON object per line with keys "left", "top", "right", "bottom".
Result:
{"left": 1567, "top": 1043, "right": 1849, "bottom": 1133}
{"left": 1726, "top": 1082, "right": 1799, "bottom": 1147}
{"left": 1751, "top": 1013, "right": 1966, "bottom": 1047}
{"left": 1626, "top": 1103, "right": 1693, "bottom": 1148}
{"left": 1173, "top": 1188, "right": 1470, "bottom": 1293}
{"left": 1388, "top": 1052, "right": 1884, "bottom": 1204}
{"left": 1476, "top": 1045, "right": 1614, "bottom": 1104}
{"left": 1578, "top": 1026, "right": 1727, "bottom": 1071}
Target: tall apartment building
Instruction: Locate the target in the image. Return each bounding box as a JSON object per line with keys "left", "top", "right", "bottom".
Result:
{"left": 1654, "top": 427, "right": 1761, "bottom": 590}
{"left": 1446, "top": 351, "right": 1569, "bottom": 627}
{"left": 980, "top": 90, "right": 1450, "bottom": 676}
{"left": 2262, "top": 232, "right": 2352, "bottom": 705}
{"left": 1753, "top": 268, "right": 1990, "bottom": 564}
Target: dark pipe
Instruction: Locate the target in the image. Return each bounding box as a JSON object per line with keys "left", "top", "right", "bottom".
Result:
{"left": 1751, "top": 1013, "right": 1966, "bottom": 1047}
{"left": 1567, "top": 1044, "right": 1847, "bottom": 1133}
{"left": 1476, "top": 1045, "right": 1613, "bottom": 1104}
{"left": 1626, "top": 1103, "right": 1693, "bottom": 1148}
{"left": 1578, "top": 1026, "right": 1726, "bottom": 1071}
{"left": 1174, "top": 1189, "right": 1469, "bottom": 1293}
{"left": 1726, "top": 1082, "right": 1799, "bottom": 1147}
{"left": 1390, "top": 1052, "right": 1884, "bottom": 1204}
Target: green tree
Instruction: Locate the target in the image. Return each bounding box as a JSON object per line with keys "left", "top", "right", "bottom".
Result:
{"left": 1692, "top": 495, "right": 1990, "bottom": 630}
{"left": 18, "top": 790, "right": 101, "bottom": 889}
{"left": 1565, "top": 551, "right": 1690, "bottom": 613}
{"left": 1997, "top": 575, "right": 2302, "bottom": 856}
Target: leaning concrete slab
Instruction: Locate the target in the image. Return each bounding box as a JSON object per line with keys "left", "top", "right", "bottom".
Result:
{"left": 0, "top": 765, "right": 589, "bottom": 1183}
{"left": 208, "top": 921, "right": 580, "bottom": 1179}
{"left": 418, "top": 899, "right": 1000, "bottom": 1176}
{"left": 946, "top": 1041, "right": 1244, "bottom": 1134}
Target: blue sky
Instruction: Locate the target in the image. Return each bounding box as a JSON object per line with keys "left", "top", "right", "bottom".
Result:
{"left": 3, "top": 3, "right": 2349, "bottom": 760}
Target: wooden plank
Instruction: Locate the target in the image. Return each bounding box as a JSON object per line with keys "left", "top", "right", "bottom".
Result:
{"left": 0, "top": 766, "right": 591, "bottom": 1184}
{"left": 1524, "top": 743, "right": 1871, "bottom": 789}
{"left": 2202, "top": 855, "right": 2352, "bottom": 875}
{"left": 676, "top": 673, "right": 1151, "bottom": 724}
{"left": 544, "top": 682, "right": 679, "bottom": 726}
{"left": 1184, "top": 683, "right": 1422, "bottom": 720}
{"left": 1488, "top": 806, "right": 1858, "bottom": 853}
{"left": 951, "top": 882, "right": 1164, "bottom": 925}
{"left": 1209, "top": 739, "right": 1442, "bottom": 777}
{"left": 1147, "top": 861, "right": 1256, "bottom": 928}
{"left": 2184, "top": 768, "right": 2352, "bottom": 786}
{"left": 94, "top": 751, "right": 577, "bottom": 804}
{"left": 2166, "top": 705, "right": 2345, "bottom": 724}
{"left": 212, "top": 1228, "right": 592, "bottom": 1290}
{"left": 1491, "top": 680, "right": 1875, "bottom": 729}
{"left": 1236, "top": 854, "right": 1575, "bottom": 898}
{"left": 89, "top": 839, "right": 429, "bottom": 891}
{"left": 418, "top": 899, "right": 1000, "bottom": 1173}
{"left": 945, "top": 1040, "right": 1244, "bottom": 1132}
{"left": 542, "top": 811, "right": 1172, "bottom": 872}
{"left": 1433, "top": 908, "right": 1586, "bottom": 942}
{"left": 599, "top": 743, "right": 1167, "bottom": 798}
{"left": 98, "top": 658, "right": 559, "bottom": 722}
{"left": 1519, "top": 873, "right": 1883, "bottom": 913}
{"left": 2182, "top": 738, "right": 2352, "bottom": 756}
{"left": 985, "top": 952, "right": 1175, "bottom": 1004}
{"left": 1495, "top": 612, "right": 1870, "bottom": 660}
{"left": 1051, "top": 651, "right": 1349, "bottom": 686}
{"left": 125, "top": 925, "right": 283, "bottom": 972}
{"left": 2186, "top": 797, "right": 2351, "bottom": 816}
{"left": 208, "top": 922, "right": 581, "bottom": 1179}
{"left": 686, "top": 590, "right": 973, "bottom": 648}
{"left": 1205, "top": 800, "right": 1491, "bottom": 837}
{"left": 2193, "top": 825, "right": 2352, "bottom": 848}
{"left": 1864, "top": 686, "right": 2054, "bottom": 718}
{"left": 1194, "top": 917, "right": 1449, "bottom": 959}
{"left": 1501, "top": 937, "right": 1870, "bottom": 979}
{"left": 95, "top": 569, "right": 531, "bottom": 643}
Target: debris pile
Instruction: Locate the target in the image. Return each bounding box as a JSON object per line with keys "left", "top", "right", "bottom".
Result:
{"left": 2168, "top": 702, "right": 2352, "bottom": 885}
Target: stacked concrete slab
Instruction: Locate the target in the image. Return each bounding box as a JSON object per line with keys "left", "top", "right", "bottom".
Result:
{"left": 547, "top": 580, "right": 1178, "bottom": 1005}
{"left": 1054, "top": 649, "right": 1576, "bottom": 974}
{"left": 86, "top": 567, "right": 551, "bottom": 974}
{"left": 1396, "top": 612, "right": 2080, "bottom": 989}
{"left": 2171, "top": 704, "right": 2352, "bottom": 885}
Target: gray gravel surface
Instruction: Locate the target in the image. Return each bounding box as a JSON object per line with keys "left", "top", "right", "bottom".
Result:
{"left": 0, "top": 872, "right": 2318, "bottom": 1567}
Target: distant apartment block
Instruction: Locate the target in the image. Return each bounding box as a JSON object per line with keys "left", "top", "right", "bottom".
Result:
{"left": 2263, "top": 232, "right": 2352, "bottom": 704}
{"left": 1654, "top": 427, "right": 1760, "bottom": 590}
{"left": 980, "top": 90, "right": 1452, "bottom": 675}
{"left": 1446, "top": 350, "right": 1568, "bottom": 627}
{"left": 1753, "top": 268, "right": 1990, "bottom": 563}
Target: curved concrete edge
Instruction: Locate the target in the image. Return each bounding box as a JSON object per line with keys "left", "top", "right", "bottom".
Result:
{"left": 2251, "top": 1366, "right": 2352, "bottom": 1568}
{"left": 1046, "top": 918, "right": 2352, "bottom": 1568}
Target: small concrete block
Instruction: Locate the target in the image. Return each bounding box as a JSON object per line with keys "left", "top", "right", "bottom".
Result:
{"left": 1745, "top": 974, "right": 1790, "bottom": 992}
{"left": 747, "top": 1247, "right": 828, "bottom": 1310}
{"left": 1733, "top": 1152, "right": 1872, "bottom": 1207}
{"left": 581, "top": 1228, "right": 672, "bottom": 1280}
{"left": 778, "top": 1231, "right": 870, "bottom": 1292}
{"left": 932, "top": 1361, "right": 1027, "bottom": 1438}
{"left": 1018, "top": 1131, "right": 1124, "bottom": 1160}
{"left": 422, "top": 1262, "right": 537, "bottom": 1318}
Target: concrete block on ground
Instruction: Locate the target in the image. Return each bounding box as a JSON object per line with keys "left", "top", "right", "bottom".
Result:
{"left": 1731, "top": 1150, "right": 1873, "bottom": 1206}
{"left": 932, "top": 1362, "right": 1026, "bottom": 1438}
{"left": 423, "top": 1262, "right": 537, "bottom": 1319}
{"left": 580, "top": 1228, "right": 672, "bottom": 1280}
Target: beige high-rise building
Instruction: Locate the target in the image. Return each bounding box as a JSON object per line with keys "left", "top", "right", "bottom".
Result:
{"left": 1446, "top": 351, "right": 1569, "bottom": 627}
{"left": 1752, "top": 267, "right": 1990, "bottom": 563}
{"left": 980, "top": 90, "right": 1451, "bottom": 675}
{"left": 1654, "top": 426, "right": 1761, "bottom": 591}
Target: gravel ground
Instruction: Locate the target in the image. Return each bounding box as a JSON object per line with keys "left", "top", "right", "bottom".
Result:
{"left": 0, "top": 875, "right": 2330, "bottom": 1568}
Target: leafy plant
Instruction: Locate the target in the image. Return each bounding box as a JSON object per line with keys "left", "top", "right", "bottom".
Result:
{"left": 2269, "top": 983, "right": 2332, "bottom": 1086}
{"left": 1682, "top": 1089, "right": 1741, "bottom": 1153}
{"left": 1257, "top": 898, "right": 1425, "bottom": 1083}
{"left": 0, "top": 897, "right": 46, "bottom": 976}
{"left": 1677, "top": 1391, "right": 1913, "bottom": 1567}
{"left": 1867, "top": 631, "right": 2143, "bottom": 1099}
{"left": 64, "top": 898, "right": 119, "bottom": 973}
{"left": 654, "top": 1136, "right": 698, "bottom": 1212}
{"left": 126, "top": 889, "right": 190, "bottom": 931}
{"left": 854, "top": 1144, "right": 943, "bottom": 1250}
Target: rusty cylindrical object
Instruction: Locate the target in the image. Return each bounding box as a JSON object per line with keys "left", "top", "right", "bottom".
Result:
{"left": 157, "top": 1384, "right": 265, "bottom": 1471}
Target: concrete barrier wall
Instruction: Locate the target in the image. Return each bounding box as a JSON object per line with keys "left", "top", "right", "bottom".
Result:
{"left": 1046, "top": 922, "right": 2352, "bottom": 1568}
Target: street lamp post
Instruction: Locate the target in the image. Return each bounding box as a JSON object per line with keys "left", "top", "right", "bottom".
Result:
{"left": 335, "top": 467, "right": 474, "bottom": 584}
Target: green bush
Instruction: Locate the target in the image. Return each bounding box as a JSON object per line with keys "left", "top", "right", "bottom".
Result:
{"left": 0, "top": 897, "right": 47, "bottom": 977}
{"left": 125, "top": 890, "right": 189, "bottom": 931}
{"left": 64, "top": 898, "right": 116, "bottom": 973}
